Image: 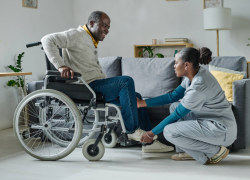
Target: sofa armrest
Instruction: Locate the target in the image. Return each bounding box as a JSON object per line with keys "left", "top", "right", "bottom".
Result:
{"left": 232, "top": 79, "right": 250, "bottom": 149}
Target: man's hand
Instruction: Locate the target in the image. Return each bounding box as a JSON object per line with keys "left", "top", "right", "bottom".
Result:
{"left": 58, "top": 66, "right": 74, "bottom": 79}
{"left": 136, "top": 98, "right": 147, "bottom": 108}
{"left": 140, "top": 131, "right": 155, "bottom": 144}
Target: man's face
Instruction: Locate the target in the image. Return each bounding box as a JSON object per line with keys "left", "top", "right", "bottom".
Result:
{"left": 89, "top": 13, "right": 110, "bottom": 41}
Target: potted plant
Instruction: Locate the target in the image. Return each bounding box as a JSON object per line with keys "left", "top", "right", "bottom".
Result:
{"left": 6, "top": 52, "right": 27, "bottom": 102}
{"left": 138, "top": 46, "right": 164, "bottom": 58}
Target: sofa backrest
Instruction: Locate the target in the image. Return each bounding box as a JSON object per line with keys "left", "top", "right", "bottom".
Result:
{"left": 201, "top": 56, "right": 247, "bottom": 79}
{"left": 121, "top": 58, "right": 181, "bottom": 98}
{"left": 99, "top": 56, "right": 247, "bottom": 98}
{"left": 98, "top": 56, "right": 122, "bottom": 78}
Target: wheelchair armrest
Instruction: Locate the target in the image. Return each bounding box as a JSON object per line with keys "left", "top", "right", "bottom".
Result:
{"left": 46, "top": 70, "right": 82, "bottom": 77}
{"left": 45, "top": 70, "right": 97, "bottom": 99}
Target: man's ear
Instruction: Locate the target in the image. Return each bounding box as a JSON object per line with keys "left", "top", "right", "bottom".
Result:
{"left": 89, "top": 21, "right": 94, "bottom": 28}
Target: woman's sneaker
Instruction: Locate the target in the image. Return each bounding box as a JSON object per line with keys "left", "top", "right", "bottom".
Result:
{"left": 207, "top": 146, "right": 229, "bottom": 164}
{"left": 142, "top": 140, "right": 174, "bottom": 153}
{"left": 127, "top": 128, "right": 158, "bottom": 141}
{"left": 171, "top": 153, "right": 195, "bottom": 161}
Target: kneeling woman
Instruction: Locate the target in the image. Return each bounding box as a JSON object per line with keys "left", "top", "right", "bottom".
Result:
{"left": 138, "top": 47, "right": 237, "bottom": 165}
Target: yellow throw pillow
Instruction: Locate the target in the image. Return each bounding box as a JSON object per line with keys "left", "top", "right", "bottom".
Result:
{"left": 211, "top": 70, "right": 244, "bottom": 101}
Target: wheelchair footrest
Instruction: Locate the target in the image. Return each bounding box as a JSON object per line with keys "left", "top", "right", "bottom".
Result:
{"left": 119, "top": 139, "right": 138, "bottom": 146}
{"left": 116, "top": 132, "right": 139, "bottom": 146}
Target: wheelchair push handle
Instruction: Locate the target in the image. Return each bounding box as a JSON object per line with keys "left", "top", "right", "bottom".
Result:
{"left": 26, "top": 42, "right": 42, "bottom": 48}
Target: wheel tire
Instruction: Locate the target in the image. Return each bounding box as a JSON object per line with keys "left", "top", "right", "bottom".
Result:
{"left": 13, "top": 89, "right": 82, "bottom": 161}
{"left": 82, "top": 139, "right": 105, "bottom": 161}
{"left": 101, "top": 129, "right": 117, "bottom": 148}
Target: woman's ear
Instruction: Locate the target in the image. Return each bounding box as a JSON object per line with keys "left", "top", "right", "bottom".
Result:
{"left": 185, "top": 62, "right": 188, "bottom": 70}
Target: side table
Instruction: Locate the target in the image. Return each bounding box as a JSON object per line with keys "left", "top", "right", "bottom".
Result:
{"left": 1, "top": 72, "right": 32, "bottom": 128}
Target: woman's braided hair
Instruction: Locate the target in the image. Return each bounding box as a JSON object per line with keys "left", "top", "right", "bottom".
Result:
{"left": 177, "top": 47, "right": 212, "bottom": 70}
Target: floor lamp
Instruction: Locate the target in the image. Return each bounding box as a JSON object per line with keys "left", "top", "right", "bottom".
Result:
{"left": 203, "top": 8, "right": 232, "bottom": 56}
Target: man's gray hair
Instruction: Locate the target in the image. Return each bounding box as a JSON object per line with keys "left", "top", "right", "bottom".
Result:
{"left": 87, "top": 11, "right": 103, "bottom": 25}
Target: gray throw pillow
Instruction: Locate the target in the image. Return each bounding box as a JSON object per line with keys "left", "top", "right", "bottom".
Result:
{"left": 99, "top": 56, "right": 122, "bottom": 78}
{"left": 201, "top": 56, "right": 247, "bottom": 79}
{"left": 121, "top": 58, "right": 181, "bottom": 98}
{"left": 209, "top": 64, "right": 246, "bottom": 76}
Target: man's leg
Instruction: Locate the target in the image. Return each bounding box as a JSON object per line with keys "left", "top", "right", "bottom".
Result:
{"left": 136, "top": 92, "right": 152, "bottom": 131}
{"left": 89, "top": 76, "right": 139, "bottom": 133}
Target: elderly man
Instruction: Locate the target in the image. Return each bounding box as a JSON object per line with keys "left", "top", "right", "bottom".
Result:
{"left": 41, "top": 11, "right": 173, "bottom": 153}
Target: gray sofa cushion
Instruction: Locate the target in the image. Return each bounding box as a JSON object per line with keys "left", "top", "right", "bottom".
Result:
{"left": 99, "top": 56, "right": 122, "bottom": 78}
{"left": 201, "top": 56, "right": 247, "bottom": 79}
{"left": 121, "top": 58, "right": 181, "bottom": 98}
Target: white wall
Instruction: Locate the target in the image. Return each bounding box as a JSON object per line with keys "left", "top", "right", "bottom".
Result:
{"left": 0, "top": 0, "right": 73, "bottom": 130}
{"left": 1, "top": 0, "right": 250, "bottom": 130}
{"left": 72, "top": 0, "right": 250, "bottom": 59}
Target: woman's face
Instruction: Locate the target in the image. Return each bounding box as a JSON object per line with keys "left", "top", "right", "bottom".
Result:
{"left": 174, "top": 54, "right": 186, "bottom": 77}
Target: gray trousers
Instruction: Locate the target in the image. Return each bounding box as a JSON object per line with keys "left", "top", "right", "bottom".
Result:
{"left": 163, "top": 102, "right": 234, "bottom": 164}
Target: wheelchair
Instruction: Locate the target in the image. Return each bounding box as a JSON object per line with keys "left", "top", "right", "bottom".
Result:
{"left": 13, "top": 42, "right": 137, "bottom": 161}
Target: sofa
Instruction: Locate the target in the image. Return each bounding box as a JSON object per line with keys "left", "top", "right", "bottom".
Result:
{"left": 28, "top": 56, "right": 250, "bottom": 150}
{"left": 98, "top": 56, "right": 250, "bottom": 150}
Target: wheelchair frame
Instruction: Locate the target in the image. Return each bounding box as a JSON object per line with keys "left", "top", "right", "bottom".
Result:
{"left": 13, "top": 41, "right": 135, "bottom": 161}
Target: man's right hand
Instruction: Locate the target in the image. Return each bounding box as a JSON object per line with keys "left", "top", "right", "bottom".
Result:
{"left": 58, "top": 66, "right": 74, "bottom": 79}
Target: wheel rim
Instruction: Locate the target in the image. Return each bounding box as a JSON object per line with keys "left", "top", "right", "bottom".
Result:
{"left": 13, "top": 90, "right": 82, "bottom": 160}
{"left": 104, "top": 134, "right": 112, "bottom": 144}
{"left": 87, "top": 145, "right": 99, "bottom": 157}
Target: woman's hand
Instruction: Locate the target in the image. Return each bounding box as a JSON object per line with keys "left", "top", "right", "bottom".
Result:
{"left": 140, "top": 131, "right": 155, "bottom": 144}
{"left": 136, "top": 98, "right": 147, "bottom": 108}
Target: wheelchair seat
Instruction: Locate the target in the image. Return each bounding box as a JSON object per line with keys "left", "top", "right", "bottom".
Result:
{"left": 47, "top": 82, "right": 105, "bottom": 107}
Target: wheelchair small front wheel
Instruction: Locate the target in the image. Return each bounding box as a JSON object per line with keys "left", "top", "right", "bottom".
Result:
{"left": 101, "top": 129, "right": 117, "bottom": 148}
{"left": 82, "top": 139, "right": 105, "bottom": 161}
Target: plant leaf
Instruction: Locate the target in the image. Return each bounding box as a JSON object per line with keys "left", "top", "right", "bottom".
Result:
{"left": 139, "top": 52, "right": 143, "bottom": 57}
{"left": 7, "top": 65, "right": 21, "bottom": 72}
{"left": 7, "top": 80, "right": 18, "bottom": 87}
{"left": 155, "top": 53, "right": 164, "bottom": 58}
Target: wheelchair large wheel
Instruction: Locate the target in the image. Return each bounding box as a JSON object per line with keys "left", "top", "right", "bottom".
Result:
{"left": 39, "top": 107, "right": 99, "bottom": 147}
{"left": 13, "top": 89, "right": 82, "bottom": 161}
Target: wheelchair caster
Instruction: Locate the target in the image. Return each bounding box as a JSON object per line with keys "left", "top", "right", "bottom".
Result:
{"left": 82, "top": 139, "right": 105, "bottom": 161}
{"left": 101, "top": 129, "right": 117, "bottom": 148}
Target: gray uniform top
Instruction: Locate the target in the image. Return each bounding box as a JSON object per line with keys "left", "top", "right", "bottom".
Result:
{"left": 180, "top": 66, "right": 237, "bottom": 140}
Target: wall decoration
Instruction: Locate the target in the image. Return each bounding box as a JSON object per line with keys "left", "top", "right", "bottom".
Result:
{"left": 203, "top": 0, "right": 223, "bottom": 9}
{"left": 22, "top": 0, "right": 37, "bottom": 9}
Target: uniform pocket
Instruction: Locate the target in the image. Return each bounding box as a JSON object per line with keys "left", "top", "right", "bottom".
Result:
{"left": 206, "top": 121, "right": 227, "bottom": 139}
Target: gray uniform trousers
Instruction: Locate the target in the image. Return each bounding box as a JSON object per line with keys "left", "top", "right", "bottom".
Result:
{"left": 164, "top": 102, "right": 233, "bottom": 164}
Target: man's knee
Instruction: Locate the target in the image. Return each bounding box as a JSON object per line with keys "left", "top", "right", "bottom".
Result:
{"left": 169, "top": 102, "right": 180, "bottom": 114}
{"left": 123, "top": 76, "right": 133, "bottom": 82}
{"left": 122, "top": 76, "right": 134, "bottom": 86}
